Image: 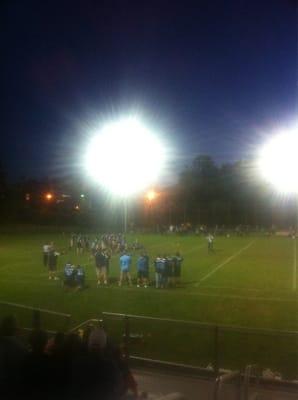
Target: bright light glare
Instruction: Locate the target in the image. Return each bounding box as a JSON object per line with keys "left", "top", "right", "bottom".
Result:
{"left": 85, "top": 117, "right": 166, "bottom": 197}
{"left": 146, "top": 190, "right": 157, "bottom": 201}
{"left": 45, "top": 193, "right": 53, "bottom": 200}
{"left": 257, "top": 128, "right": 298, "bottom": 194}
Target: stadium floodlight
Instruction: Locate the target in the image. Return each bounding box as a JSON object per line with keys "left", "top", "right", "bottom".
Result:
{"left": 257, "top": 126, "right": 298, "bottom": 291}
{"left": 257, "top": 128, "right": 298, "bottom": 194}
{"left": 85, "top": 116, "right": 166, "bottom": 232}
{"left": 146, "top": 189, "right": 157, "bottom": 202}
{"left": 85, "top": 117, "right": 165, "bottom": 197}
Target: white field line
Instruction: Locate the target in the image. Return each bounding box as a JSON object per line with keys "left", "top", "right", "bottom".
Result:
{"left": 196, "top": 240, "right": 255, "bottom": 286}
{"left": 174, "top": 290, "right": 297, "bottom": 303}
{"left": 199, "top": 284, "right": 296, "bottom": 294}
{"left": 293, "top": 239, "right": 297, "bottom": 291}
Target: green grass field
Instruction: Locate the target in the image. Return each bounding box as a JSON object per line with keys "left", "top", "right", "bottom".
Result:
{"left": 0, "top": 232, "right": 297, "bottom": 378}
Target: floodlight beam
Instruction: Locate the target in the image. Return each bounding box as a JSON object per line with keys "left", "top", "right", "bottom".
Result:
{"left": 85, "top": 116, "right": 166, "bottom": 233}
{"left": 85, "top": 117, "right": 166, "bottom": 198}
{"left": 257, "top": 125, "right": 298, "bottom": 292}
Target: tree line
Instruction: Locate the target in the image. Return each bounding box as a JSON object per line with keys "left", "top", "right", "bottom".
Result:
{"left": 0, "top": 156, "right": 296, "bottom": 229}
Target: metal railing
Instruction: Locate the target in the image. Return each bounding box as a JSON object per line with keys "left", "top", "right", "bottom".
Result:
{"left": 243, "top": 365, "right": 260, "bottom": 400}
{"left": 0, "top": 301, "right": 72, "bottom": 332}
{"left": 69, "top": 318, "right": 103, "bottom": 333}
{"left": 102, "top": 311, "right": 221, "bottom": 373}
{"left": 101, "top": 312, "right": 298, "bottom": 379}
{"left": 213, "top": 371, "right": 241, "bottom": 400}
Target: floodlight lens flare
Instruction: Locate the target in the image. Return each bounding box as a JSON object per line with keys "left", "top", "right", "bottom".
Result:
{"left": 147, "top": 190, "right": 157, "bottom": 201}
{"left": 85, "top": 117, "right": 166, "bottom": 196}
{"left": 257, "top": 129, "right": 298, "bottom": 194}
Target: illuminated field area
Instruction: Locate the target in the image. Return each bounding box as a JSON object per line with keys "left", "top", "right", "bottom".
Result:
{"left": 0, "top": 232, "right": 297, "bottom": 377}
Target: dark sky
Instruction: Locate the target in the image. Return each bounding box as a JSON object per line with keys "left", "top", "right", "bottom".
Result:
{"left": 1, "top": 0, "right": 297, "bottom": 182}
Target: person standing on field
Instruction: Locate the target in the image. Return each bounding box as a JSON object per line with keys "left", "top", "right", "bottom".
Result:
{"left": 103, "top": 250, "right": 110, "bottom": 285}
{"left": 166, "top": 255, "right": 174, "bottom": 287}
{"left": 136, "top": 254, "right": 148, "bottom": 288}
{"left": 173, "top": 252, "right": 183, "bottom": 286}
{"left": 160, "top": 255, "right": 168, "bottom": 288}
{"left": 42, "top": 243, "right": 51, "bottom": 268}
{"left": 75, "top": 265, "right": 85, "bottom": 289}
{"left": 47, "top": 249, "right": 60, "bottom": 280}
{"left": 154, "top": 255, "right": 163, "bottom": 289}
{"left": 119, "top": 252, "right": 132, "bottom": 287}
{"left": 95, "top": 249, "right": 106, "bottom": 286}
{"left": 207, "top": 233, "right": 214, "bottom": 253}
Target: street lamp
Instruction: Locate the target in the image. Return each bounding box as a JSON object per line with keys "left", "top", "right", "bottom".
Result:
{"left": 145, "top": 189, "right": 158, "bottom": 229}
{"left": 45, "top": 193, "right": 54, "bottom": 201}
{"left": 257, "top": 126, "right": 298, "bottom": 290}
{"left": 85, "top": 116, "right": 166, "bottom": 232}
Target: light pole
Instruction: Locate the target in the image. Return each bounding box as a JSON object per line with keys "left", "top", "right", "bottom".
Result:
{"left": 146, "top": 190, "right": 157, "bottom": 229}
{"left": 124, "top": 197, "right": 128, "bottom": 234}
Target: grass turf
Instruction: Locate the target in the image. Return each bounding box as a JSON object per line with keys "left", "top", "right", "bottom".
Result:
{"left": 0, "top": 232, "right": 297, "bottom": 378}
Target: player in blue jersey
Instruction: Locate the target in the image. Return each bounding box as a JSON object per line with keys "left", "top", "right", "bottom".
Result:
{"left": 160, "top": 255, "right": 168, "bottom": 288}
{"left": 136, "top": 254, "right": 149, "bottom": 288}
{"left": 119, "top": 252, "right": 132, "bottom": 286}
{"left": 166, "top": 255, "right": 174, "bottom": 287}
{"left": 75, "top": 265, "right": 85, "bottom": 290}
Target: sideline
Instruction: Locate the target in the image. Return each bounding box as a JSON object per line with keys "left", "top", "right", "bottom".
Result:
{"left": 196, "top": 240, "right": 255, "bottom": 286}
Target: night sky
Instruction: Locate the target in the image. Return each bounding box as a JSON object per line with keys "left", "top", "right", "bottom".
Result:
{"left": 1, "top": 0, "right": 297, "bottom": 183}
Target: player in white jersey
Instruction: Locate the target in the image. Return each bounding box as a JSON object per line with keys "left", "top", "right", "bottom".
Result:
{"left": 207, "top": 234, "right": 214, "bottom": 253}
{"left": 42, "top": 243, "right": 51, "bottom": 267}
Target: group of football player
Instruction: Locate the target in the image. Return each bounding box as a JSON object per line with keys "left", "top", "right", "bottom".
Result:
{"left": 43, "top": 236, "right": 184, "bottom": 290}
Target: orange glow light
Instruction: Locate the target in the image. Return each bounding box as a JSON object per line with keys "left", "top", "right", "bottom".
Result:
{"left": 146, "top": 190, "right": 157, "bottom": 202}
{"left": 45, "top": 193, "right": 53, "bottom": 200}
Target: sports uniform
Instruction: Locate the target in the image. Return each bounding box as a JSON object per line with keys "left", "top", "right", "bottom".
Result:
{"left": 75, "top": 265, "right": 85, "bottom": 289}
{"left": 64, "top": 263, "right": 76, "bottom": 287}
{"left": 119, "top": 253, "right": 132, "bottom": 286}
{"left": 154, "top": 256, "right": 163, "bottom": 288}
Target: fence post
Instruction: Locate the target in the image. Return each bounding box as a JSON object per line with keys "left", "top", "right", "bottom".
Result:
{"left": 214, "top": 326, "right": 219, "bottom": 376}
{"left": 32, "top": 309, "right": 41, "bottom": 330}
{"left": 65, "top": 315, "right": 72, "bottom": 332}
{"left": 123, "top": 315, "right": 130, "bottom": 360}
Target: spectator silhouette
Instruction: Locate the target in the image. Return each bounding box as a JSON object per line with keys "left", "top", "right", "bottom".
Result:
{"left": 70, "top": 327, "right": 122, "bottom": 399}
{"left": 0, "top": 317, "right": 139, "bottom": 400}
{"left": 21, "top": 329, "right": 52, "bottom": 399}
{"left": 0, "top": 315, "right": 27, "bottom": 399}
{"left": 45, "top": 332, "right": 68, "bottom": 399}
